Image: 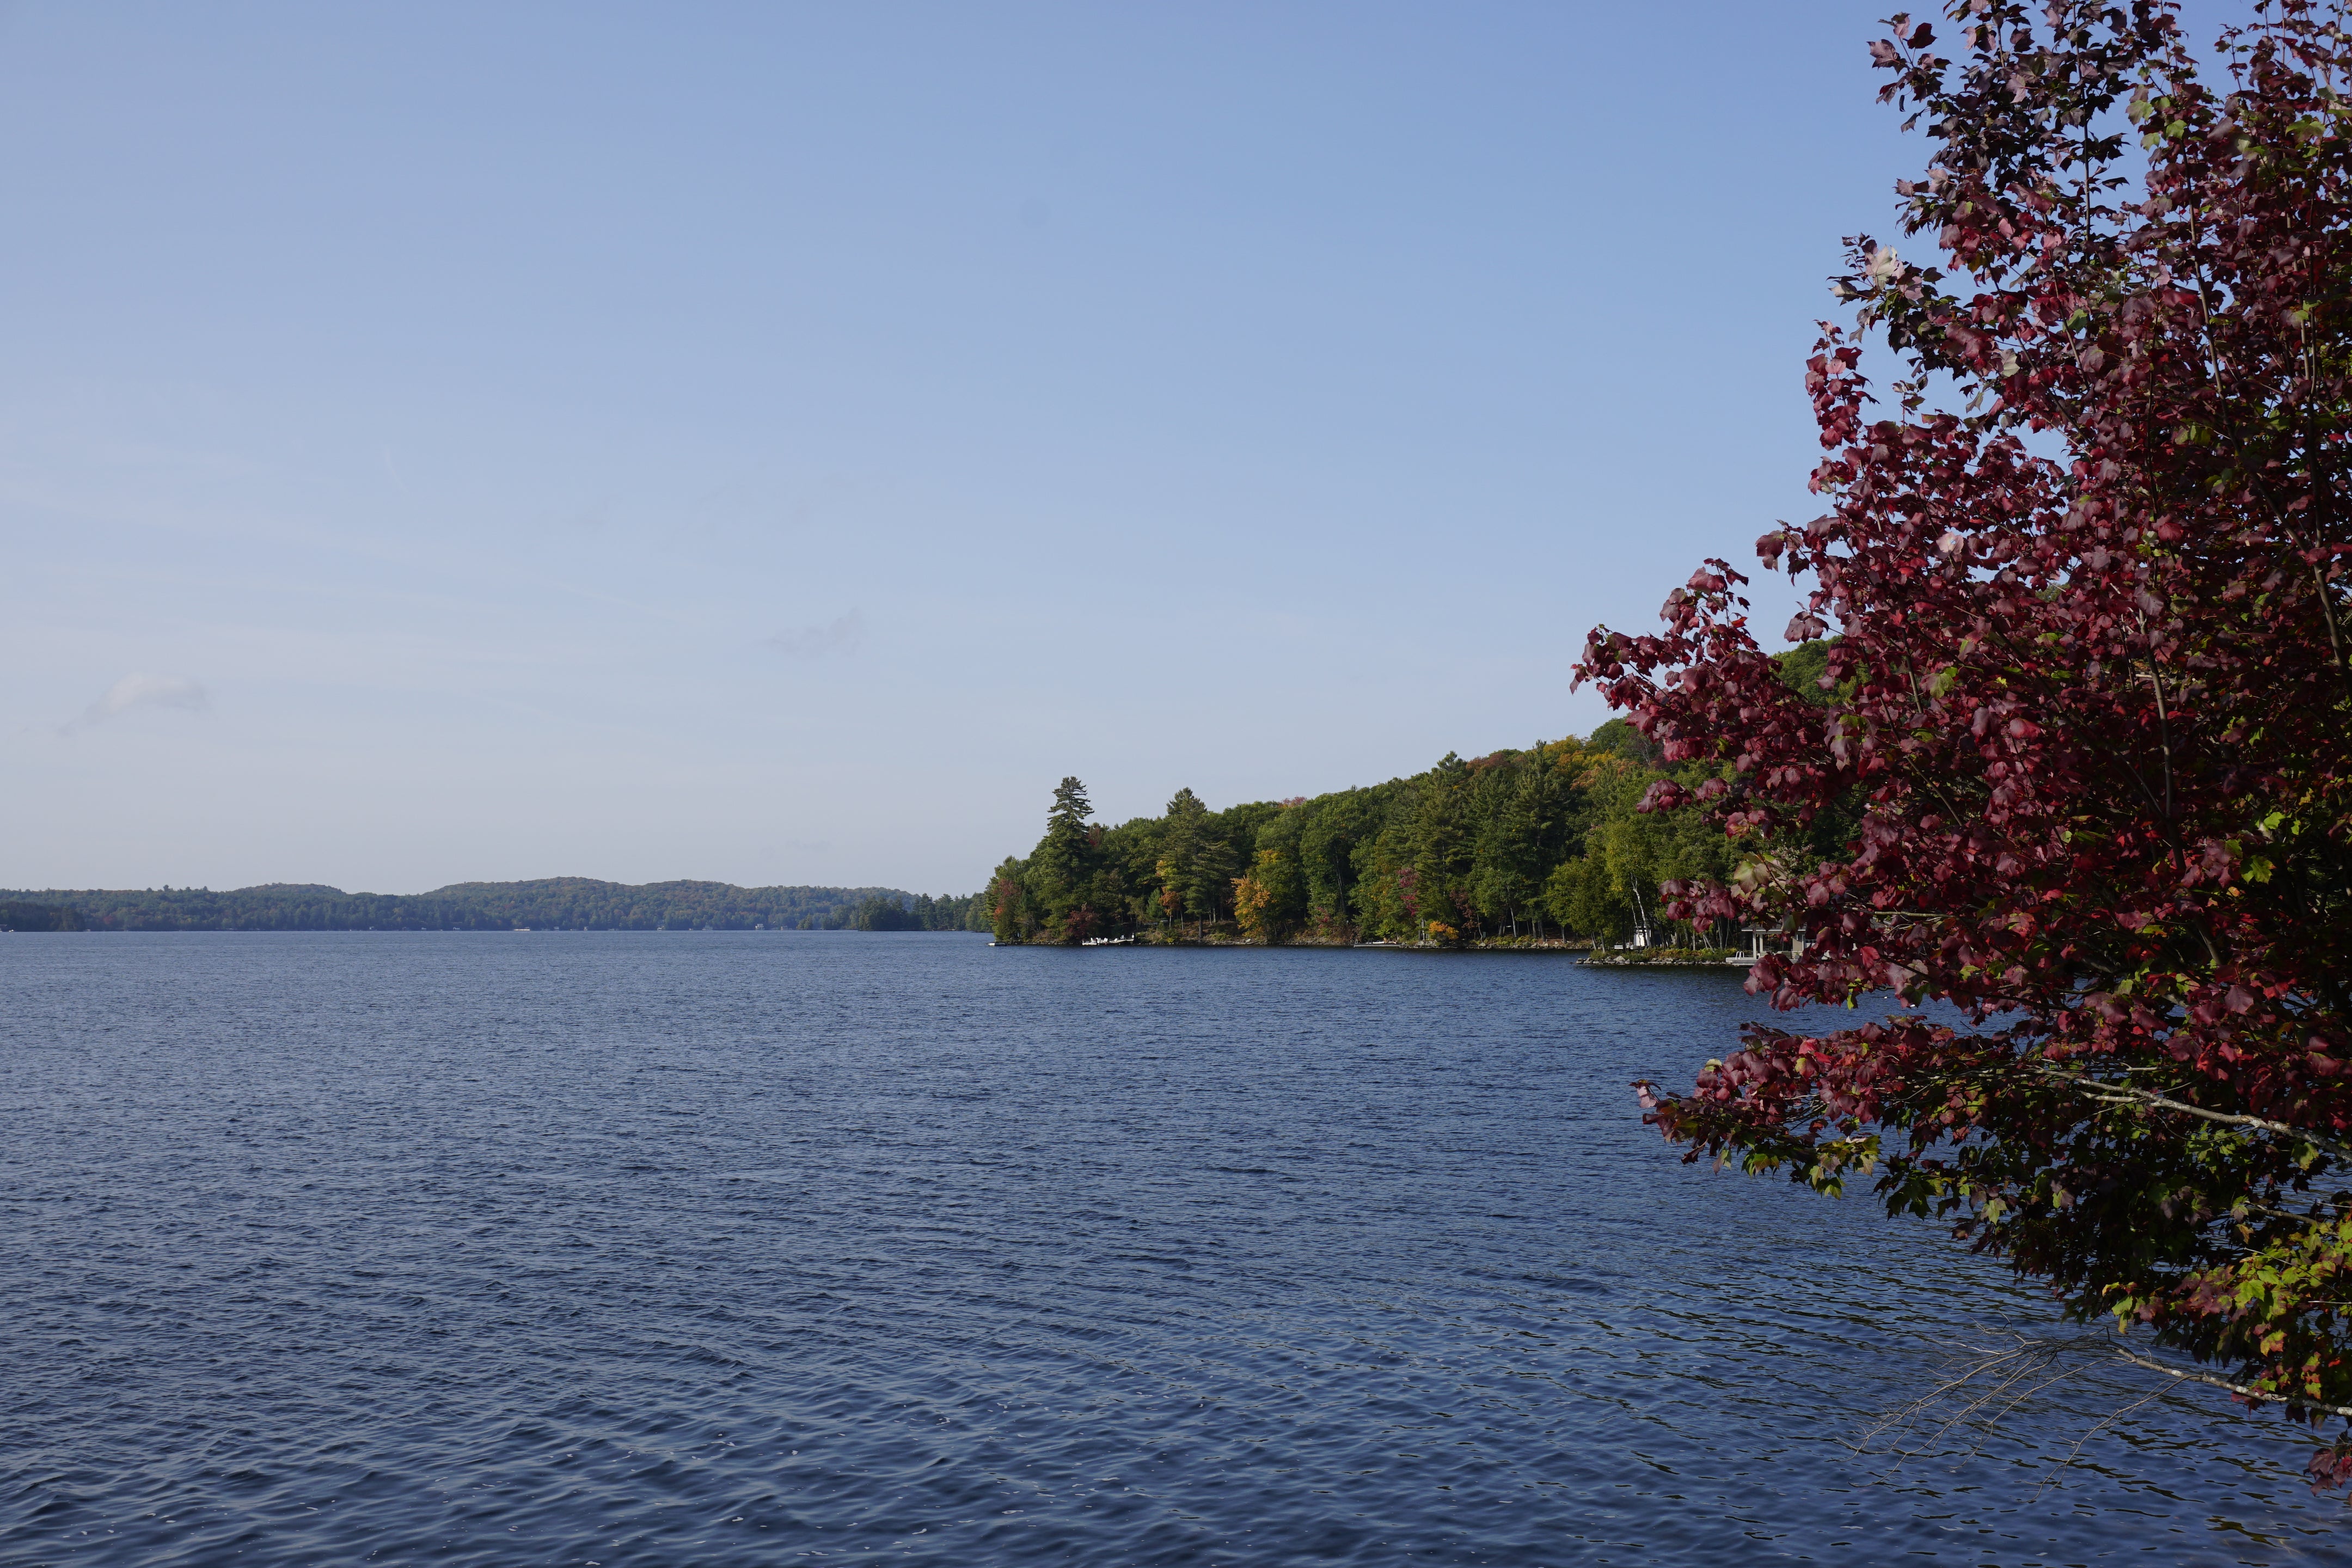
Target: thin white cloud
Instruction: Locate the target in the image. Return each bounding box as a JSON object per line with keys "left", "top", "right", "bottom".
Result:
{"left": 59, "top": 672, "right": 210, "bottom": 736}
{"left": 766, "top": 610, "right": 864, "bottom": 659}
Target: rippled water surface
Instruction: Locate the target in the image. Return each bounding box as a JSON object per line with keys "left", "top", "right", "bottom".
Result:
{"left": 3, "top": 933, "right": 2343, "bottom": 1565}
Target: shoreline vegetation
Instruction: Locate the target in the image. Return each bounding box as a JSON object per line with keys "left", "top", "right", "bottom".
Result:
{"left": 986, "top": 677, "right": 1839, "bottom": 953}
{"left": 0, "top": 878, "right": 992, "bottom": 934}
{"left": 1028, "top": 927, "right": 1751, "bottom": 966}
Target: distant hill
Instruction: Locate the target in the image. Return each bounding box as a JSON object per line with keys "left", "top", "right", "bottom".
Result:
{"left": 0, "top": 879, "right": 988, "bottom": 933}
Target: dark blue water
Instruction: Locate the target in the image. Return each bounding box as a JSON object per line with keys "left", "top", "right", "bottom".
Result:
{"left": 2, "top": 934, "right": 2341, "bottom": 1565}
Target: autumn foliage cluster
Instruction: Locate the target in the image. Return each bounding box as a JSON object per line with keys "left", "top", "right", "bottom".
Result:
{"left": 1577, "top": 0, "right": 2352, "bottom": 1450}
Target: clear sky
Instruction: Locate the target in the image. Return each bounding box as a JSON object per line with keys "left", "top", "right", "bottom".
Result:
{"left": 4, "top": 2, "right": 1993, "bottom": 895}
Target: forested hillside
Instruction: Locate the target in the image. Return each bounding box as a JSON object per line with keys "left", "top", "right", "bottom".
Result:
{"left": 3, "top": 878, "right": 990, "bottom": 933}
{"left": 989, "top": 645, "right": 1844, "bottom": 946}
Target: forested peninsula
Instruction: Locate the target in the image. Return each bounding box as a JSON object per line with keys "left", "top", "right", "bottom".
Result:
{"left": 988, "top": 644, "right": 1843, "bottom": 947}
{"left": 3, "top": 878, "right": 990, "bottom": 933}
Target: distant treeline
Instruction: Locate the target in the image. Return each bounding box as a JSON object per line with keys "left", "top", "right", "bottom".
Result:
{"left": 1, "top": 901, "right": 84, "bottom": 932}
{"left": 2, "top": 878, "right": 991, "bottom": 934}
{"left": 990, "top": 644, "right": 1849, "bottom": 946}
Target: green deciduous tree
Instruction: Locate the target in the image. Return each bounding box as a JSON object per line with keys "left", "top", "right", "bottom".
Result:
{"left": 989, "top": 727, "right": 1733, "bottom": 948}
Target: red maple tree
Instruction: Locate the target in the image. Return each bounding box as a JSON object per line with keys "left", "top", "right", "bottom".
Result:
{"left": 1576, "top": 0, "right": 2352, "bottom": 1463}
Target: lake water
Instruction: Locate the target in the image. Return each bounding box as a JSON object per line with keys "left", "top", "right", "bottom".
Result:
{"left": 2, "top": 933, "right": 2341, "bottom": 1565}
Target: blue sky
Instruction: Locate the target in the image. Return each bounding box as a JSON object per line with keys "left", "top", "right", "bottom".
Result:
{"left": 4, "top": 3, "right": 2004, "bottom": 893}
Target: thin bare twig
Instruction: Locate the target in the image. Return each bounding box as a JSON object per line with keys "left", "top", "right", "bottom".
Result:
{"left": 2032, "top": 1385, "right": 2175, "bottom": 1500}
{"left": 1858, "top": 1328, "right": 2339, "bottom": 1496}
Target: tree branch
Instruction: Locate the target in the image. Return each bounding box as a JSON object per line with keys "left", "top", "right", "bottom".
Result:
{"left": 2112, "top": 1345, "right": 2352, "bottom": 1419}
{"left": 2041, "top": 1067, "right": 2352, "bottom": 1161}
